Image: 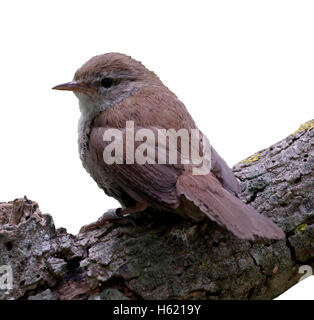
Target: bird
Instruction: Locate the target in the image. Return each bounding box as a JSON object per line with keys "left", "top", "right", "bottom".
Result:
{"left": 53, "top": 53, "right": 285, "bottom": 240}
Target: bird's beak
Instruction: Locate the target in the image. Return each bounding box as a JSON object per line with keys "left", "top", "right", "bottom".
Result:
{"left": 52, "top": 81, "right": 96, "bottom": 93}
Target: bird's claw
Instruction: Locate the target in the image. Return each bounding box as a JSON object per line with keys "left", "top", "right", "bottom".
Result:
{"left": 79, "top": 208, "right": 120, "bottom": 233}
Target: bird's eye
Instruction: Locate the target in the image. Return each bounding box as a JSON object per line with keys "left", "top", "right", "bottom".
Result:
{"left": 101, "top": 77, "right": 113, "bottom": 88}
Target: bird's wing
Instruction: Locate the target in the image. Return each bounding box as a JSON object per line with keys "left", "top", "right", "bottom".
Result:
{"left": 88, "top": 125, "right": 183, "bottom": 210}
{"left": 93, "top": 84, "right": 241, "bottom": 195}
{"left": 210, "top": 146, "right": 241, "bottom": 195}
{"left": 176, "top": 172, "right": 285, "bottom": 240}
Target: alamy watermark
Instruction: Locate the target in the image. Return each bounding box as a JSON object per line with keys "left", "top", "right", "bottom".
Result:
{"left": 102, "top": 121, "right": 212, "bottom": 175}
{"left": 0, "top": 265, "right": 13, "bottom": 291}
{"left": 298, "top": 265, "right": 313, "bottom": 282}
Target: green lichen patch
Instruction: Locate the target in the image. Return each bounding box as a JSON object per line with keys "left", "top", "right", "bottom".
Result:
{"left": 238, "top": 153, "right": 261, "bottom": 164}
{"left": 295, "top": 223, "right": 308, "bottom": 233}
{"left": 292, "top": 120, "right": 314, "bottom": 136}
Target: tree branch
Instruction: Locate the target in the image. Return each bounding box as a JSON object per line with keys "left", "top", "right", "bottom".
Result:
{"left": 0, "top": 120, "right": 313, "bottom": 300}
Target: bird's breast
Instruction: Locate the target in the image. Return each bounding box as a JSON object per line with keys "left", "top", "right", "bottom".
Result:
{"left": 78, "top": 115, "right": 123, "bottom": 200}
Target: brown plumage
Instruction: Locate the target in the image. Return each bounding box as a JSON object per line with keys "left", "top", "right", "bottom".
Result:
{"left": 53, "top": 53, "right": 285, "bottom": 240}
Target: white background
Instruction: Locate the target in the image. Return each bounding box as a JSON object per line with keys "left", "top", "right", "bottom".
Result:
{"left": 0, "top": 0, "right": 313, "bottom": 299}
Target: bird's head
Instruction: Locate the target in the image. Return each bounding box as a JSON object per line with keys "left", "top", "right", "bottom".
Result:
{"left": 53, "top": 53, "right": 161, "bottom": 116}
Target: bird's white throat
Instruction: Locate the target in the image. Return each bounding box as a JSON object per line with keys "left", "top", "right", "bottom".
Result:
{"left": 76, "top": 93, "right": 108, "bottom": 161}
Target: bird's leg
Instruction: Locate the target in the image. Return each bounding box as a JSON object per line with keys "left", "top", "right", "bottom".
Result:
{"left": 79, "top": 202, "right": 147, "bottom": 233}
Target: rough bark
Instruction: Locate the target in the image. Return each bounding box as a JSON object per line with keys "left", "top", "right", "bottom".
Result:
{"left": 0, "top": 120, "right": 313, "bottom": 300}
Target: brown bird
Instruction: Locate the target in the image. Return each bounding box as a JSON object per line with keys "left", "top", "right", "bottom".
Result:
{"left": 53, "top": 53, "right": 285, "bottom": 240}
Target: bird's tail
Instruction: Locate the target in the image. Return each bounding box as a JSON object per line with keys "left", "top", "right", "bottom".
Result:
{"left": 176, "top": 173, "right": 285, "bottom": 240}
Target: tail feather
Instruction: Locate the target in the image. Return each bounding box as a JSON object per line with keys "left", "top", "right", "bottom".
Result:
{"left": 176, "top": 173, "right": 285, "bottom": 240}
